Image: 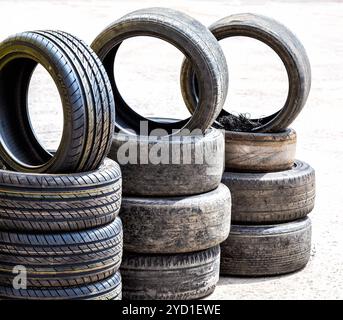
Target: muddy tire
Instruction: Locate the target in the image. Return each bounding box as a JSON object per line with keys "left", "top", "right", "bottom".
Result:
{"left": 121, "top": 246, "right": 220, "bottom": 300}
{"left": 0, "top": 218, "right": 123, "bottom": 288}
{"left": 220, "top": 218, "right": 312, "bottom": 276}
{"left": 0, "top": 272, "right": 122, "bottom": 300}
{"left": 91, "top": 7, "right": 228, "bottom": 135}
{"left": 180, "top": 13, "right": 311, "bottom": 132}
{"left": 0, "top": 31, "right": 115, "bottom": 173}
{"left": 222, "top": 160, "right": 315, "bottom": 223}
{"left": 0, "top": 159, "right": 122, "bottom": 232}
{"left": 109, "top": 128, "right": 224, "bottom": 196}
{"left": 121, "top": 184, "right": 231, "bottom": 253}
{"left": 224, "top": 129, "right": 296, "bottom": 172}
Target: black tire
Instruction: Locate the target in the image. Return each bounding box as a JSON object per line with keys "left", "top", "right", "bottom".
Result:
{"left": 0, "top": 30, "right": 115, "bottom": 173}
{"left": 109, "top": 127, "right": 224, "bottom": 196}
{"left": 224, "top": 128, "right": 296, "bottom": 172}
{"left": 121, "top": 246, "right": 220, "bottom": 300}
{"left": 0, "top": 159, "right": 122, "bottom": 232}
{"left": 220, "top": 218, "right": 312, "bottom": 276}
{"left": 121, "top": 184, "right": 231, "bottom": 254}
{"left": 91, "top": 7, "right": 228, "bottom": 136}
{"left": 180, "top": 13, "right": 311, "bottom": 132}
{"left": 0, "top": 218, "right": 123, "bottom": 288}
{"left": 222, "top": 160, "right": 315, "bottom": 223}
{"left": 0, "top": 272, "right": 122, "bottom": 300}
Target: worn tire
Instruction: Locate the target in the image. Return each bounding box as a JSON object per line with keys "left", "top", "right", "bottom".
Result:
{"left": 180, "top": 13, "right": 311, "bottom": 132}
{"left": 0, "top": 30, "right": 115, "bottom": 173}
{"left": 121, "top": 246, "right": 220, "bottom": 300}
{"left": 0, "top": 272, "right": 122, "bottom": 300}
{"left": 109, "top": 127, "right": 224, "bottom": 196}
{"left": 222, "top": 160, "right": 315, "bottom": 223}
{"left": 121, "top": 184, "right": 231, "bottom": 253}
{"left": 0, "top": 218, "right": 123, "bottom": 288}
{"left": 220, "top": 218, "right": 312, "bottom": 276}
{"left": 91, "top": 7, "right": 228, "bottom": 136}
{"left": 0, "top": 159, "right": 122, "bottom": 232}
{"left": 224, "top": 128, "right": 296, "bottom": 172}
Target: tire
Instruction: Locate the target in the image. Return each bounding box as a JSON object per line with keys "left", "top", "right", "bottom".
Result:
{"left": 0, "top": 159, "right": 122, "bottom": 232}
{"left": 180, "top": 13, "right": 311, "bottom": 132}
{"left": 0, "top": 272, "right": 122, "bottom": 300}
{"left": 220, "top": 218, "right": 312, "bottom": 276}
{"left": 121, "top": 184, "right": 231, "bottom": 254}
{"left": 121, "top": 246, "right": 220, "bottom": 300}
{"left": 0, "top": 30, "right": 115, "bottom": 173}
{"left": 0, "top": 218, "right": 123, "bottom": 288}
{"left": 109, "top": 127, "right": 224, "bottom": 196}
{"left": 222, "top": 160, "right": 315, "bottom": 223}
{"left": 224, "top": 129, "right": 296, "bottom": 172}
{"left": 91, "top": 7, "right": 228, "bottom": 136}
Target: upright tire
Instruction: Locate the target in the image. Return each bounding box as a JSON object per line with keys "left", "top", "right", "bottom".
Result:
{"left": 91, "top": 7, "right": 228, "bottom": 136}
{"left": 0, "top": 30, "right": 115, "bottom": 173}
{"left": 180, "top": 13, "right": 311, "bottom": 132}
{"left": 220, "top": 218, "right": 312, "bottom": 276}
{"left": 121, "top": 246, "right": 220, "bottom": 300}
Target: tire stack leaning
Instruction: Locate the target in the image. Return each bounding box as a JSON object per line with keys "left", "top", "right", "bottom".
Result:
{"left": 181, "top": 14, "right": 316, "bottom": 277}
{"left": 92, "top": 8, "right": 232, "bottom": 299}
{"left": 0, "top": 31, "right": 123, "bottom": 299}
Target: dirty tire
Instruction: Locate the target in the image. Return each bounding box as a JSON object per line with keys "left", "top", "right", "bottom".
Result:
{"left": 224, "top": 128, "right": 296, "bottom": 172}
{"left": 109, "top": 128, "right": 224, "bottom": 196}
{"left": 0, "top": 159, "right": 122, "bottom": 232}
{"left": 121, "top": 246, "right": 220, "bottom": 300}
{"left": 180, "top": 13, "right": 311, "bottom": 132}
{"left": 0, "top": 272, "right": 122, "bottom": 300}
{"left": 121, "top": 184, "right": 231, "bottom": 253}
{"left": 91, "top": 7, "right": 228, "bottom": 135}
{"left": 0, "top": 218, "right": 123, "bottom": 288}
{"left": 220, "top": 218, "right": 312, "bottom": 276}
{"left": 0, "top": 30, "right": 115, "bottom": 173}
{"left": 222, "top": 160, "right": 315, "bottom": 223}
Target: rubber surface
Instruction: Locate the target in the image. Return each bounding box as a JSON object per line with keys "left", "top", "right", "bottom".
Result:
{"left": 0, "top": 30, "right": 115, "bottom": 173}
{"left": 0, "top": 159, "right": 122, "bottom": 232}
{"left": 121, "top": 246, "right": 220, "bottom": 300}
{"left": 180, "top": 13, "right": 311, "bottom": 132}
{"left": 222, "top": 160, "right": 315, "bottom": 223}
{"left": 91, "top": 7, "right": 228, "bottom": 136}
{"left": 220, "top": 218, "right": 312, "bottom": 276}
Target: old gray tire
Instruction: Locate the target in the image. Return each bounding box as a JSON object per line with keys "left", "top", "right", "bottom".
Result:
{"left": 121, "top": 184, "right": 231, "bottom": 253}
{"left": 0, "top": 272, "right": 122, "bottom": 300}
{"left": 109, "top": 128, "right": 224, "bottom": 196}
{"left": 221, "top": 217, "right": 312, "bottom": 276}
{"left": 0, "top": 218, "right": 123, "bottom": 288}
{"left": 91, "top": 7, "right": 228, "bottom": 136}
{"left": 180, "top": 13, "right": 311, "bottom": 132}
{"left": 121, "top": 245, "right": 220, "bottom": 300}
{"left": 224, "top": 128, "right": 296, "bottom": 172}
{"left": 222, "top": 160, "right": 315, "bottom": 223}
{"left": 0, "top": 159, "right": 122, "bottom": 232}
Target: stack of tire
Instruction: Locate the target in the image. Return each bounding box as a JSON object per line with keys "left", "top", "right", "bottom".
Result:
{"left": 91, "top": 8, "right": 232, "bottom": 299}
{"left": 0, "top": 31, "right": 123, "bottom": 299}
{"left": 181, "top": 14, "right": 316, "bottom": 277}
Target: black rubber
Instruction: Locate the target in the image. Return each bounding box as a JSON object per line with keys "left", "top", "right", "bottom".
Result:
{"left": 0, "top": 159, "right": 122, "bottom": 232}
{"left": 0, "top": 30, "right": 115, "bottom": 173}
{"left": 121, "top": 246, "right": 220, "bottom": 300}
{"left": 180, "top": 13, "right": 311, "bottom": 132}
{"left": 0, "top": 272, "right": 122, "bottom": 300}
{"left": 91, "top": 7, "right": 228, "bottom": 136}
{"left": 0, "top": 218, "right": 123, "bottom": 288}
{"left": 109, "top": 127, "right": 224, "bottom": 196}
{"left": 221, "top": 160, "right": 315, "bottom": 223}
{"left": 221, "top": 218, "right": 312, "bottom": 276}
{"left": 121, "top": 184, "right": 231, "bottom": 253}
